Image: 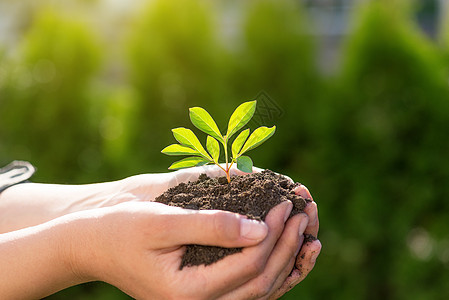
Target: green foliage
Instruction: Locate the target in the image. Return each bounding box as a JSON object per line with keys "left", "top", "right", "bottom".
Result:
{"left": 236, "top": 155, "right": 253, "bottom": 173}
{"left": 189, "top": 107, "right": 223, "bottom": 142}
{"left": 170, "top": 127, "right": 211, "bottom": 160}
{"left": 1, "top": 0, "right": 449, "bottom": 299}
{"left": 231, "top": 129, "right": 250, "bottom": 158}
{"left": 124, "top": 0, "right": 227, "bottom": 174}
{"left": 292, "top": 2, "right": 449, "bottom": 300}
{"left": 226, "top": 100, "right": 257, "bottom": 139}
{"left": 162, "top": 101, "right": 276, "bottom": 182}
{"left": 0, "top": 7, "right": 102, "bottom": 182}
{"left": 233, "top": 0, "right": 320, "bottom": 175}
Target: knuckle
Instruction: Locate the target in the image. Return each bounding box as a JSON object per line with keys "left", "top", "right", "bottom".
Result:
{"left": 246, "top": 259, "right": 265, "bottom": 277}
{"left": 251, "top": 276, "right": 273, "bottom": 298}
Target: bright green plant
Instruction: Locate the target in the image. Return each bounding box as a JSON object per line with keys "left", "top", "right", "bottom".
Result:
{"left": 162, "top": 100, "right": 276, "bottom": 182}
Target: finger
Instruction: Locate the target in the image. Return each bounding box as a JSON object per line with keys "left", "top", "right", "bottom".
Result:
{"left": 294, "top": 185, "right": 319, "bottom": 236}
{"left": 267, "top": 224, "right": 307, "bottom": 299}
{"left": 219, "top": 213, "right": 308, "bottom": 300}
{"left": 303, "top": 201, "right": 319, "bottom": 236}
{"left": 259, "top": 215, "right": 307, "bottom": 298}
{"left": 272, "top": 239, "right": 322, "bottom": 298}
{"left": 267, "top": 257, "right": 296, "bottom": 300}
{"left": 295, "top": 239, "right": 322, "bottom": 281}
{"left": 269, "top": 268, "right": 301, "bottom": 299}
{"left": 186, "top": 201, "right": 293, "bottom": 298}
{"left": 294, "top": 184, "right": 313, "bottom": 201}
{"left": 148, "top": 205, "right": 269, "bottom": 248}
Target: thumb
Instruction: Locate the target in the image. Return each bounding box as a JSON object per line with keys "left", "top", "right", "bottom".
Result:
{"left": 156, "top": 209, "right": 268, "bottom": 248}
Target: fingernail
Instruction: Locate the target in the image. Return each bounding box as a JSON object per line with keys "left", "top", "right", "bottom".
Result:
{"left": 299, "top": 215, "right": 308, "bottom": 237}
{"left": 284, "top": 201, "right": 293, "bottom": 222}
{"left": 240, "top": 218, "right": 268, "bottom": 241}
{"left": 306, "top": 205, "right": 317, "bottom": 227}
{"left": 305, "top": 202, "right": 317, "bottom": 227}
{"left": 295, "top": 184, "right": 313, "bottom": 201}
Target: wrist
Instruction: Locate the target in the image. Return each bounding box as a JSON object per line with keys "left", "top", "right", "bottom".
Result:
{"left": 56, "top": 210, "right": 106, "bottom": 284}
{"left": 0, "top": 214, "right": 96, "bottom": 298}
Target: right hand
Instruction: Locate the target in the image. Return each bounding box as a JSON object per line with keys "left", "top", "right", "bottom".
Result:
{"left": 66, "top": 200, "right": 308, "bottom": 299}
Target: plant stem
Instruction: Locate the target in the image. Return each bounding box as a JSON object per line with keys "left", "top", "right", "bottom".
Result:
{"left": 216, "top": 163, "right": 227, "bottom": 174}
{"left": 224, "top": 140, "right": 229, "bottom": 172}
{"left": 224, "top": 139, "right": 231, "bottom": 183}
{"left": 215, "top": 159, "right": 231, "bottom": 183}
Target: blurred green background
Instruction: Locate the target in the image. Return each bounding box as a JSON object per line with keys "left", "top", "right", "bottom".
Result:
{"left": 1, "top": 0, "right": 449, "bottom": 299}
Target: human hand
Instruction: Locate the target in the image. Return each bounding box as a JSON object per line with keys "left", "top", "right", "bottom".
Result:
{"left": 121, "top": 165, "right": 321, "bottom": 299}
{"left": 66, "top": 200, "right": 307, "bottom": 299}
{"left": 269, "top": 184, "right": 321, "bottom": 299}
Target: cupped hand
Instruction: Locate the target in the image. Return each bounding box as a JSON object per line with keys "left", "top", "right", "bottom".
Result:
{"left": 116, "top": 165, "right": 321, "bottom": 299}
{"left": 67, "top": 200, "right": 306, "bottom": 299}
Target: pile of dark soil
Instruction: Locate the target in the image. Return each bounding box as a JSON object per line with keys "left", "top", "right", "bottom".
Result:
{"left": 155, "top": 169, "right": 311, "bottom": 269}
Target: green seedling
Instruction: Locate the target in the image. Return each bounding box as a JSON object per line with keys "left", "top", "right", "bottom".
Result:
{"left": 162, "top": 100, "right": 276, "bottom": 183}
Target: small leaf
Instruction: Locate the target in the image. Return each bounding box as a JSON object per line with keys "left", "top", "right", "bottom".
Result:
{"left": 237, "top": 156, "right": 253, "bottom": 173}
{"left": 239, "top": 126, "right": 276, "bottom": 155}
{"left": 226, "top": 100, "right": 257, "bottom": 139}
{"left": 189, "top": 107, "right": 224, "bottom": 142}
{"left": 172, "top": 127, "right": 212, "bottom": 160}
{"left": 161, "top": 144, "right": 200, "bottom": 156}
{"left": 206, "top": 136, "right": 220, "bottom": 162}
{"left": 168, "top": 156, "right": 210, "bottom": 170}
{"left": 231, "top": 129, "right": 250, "bottom": 158}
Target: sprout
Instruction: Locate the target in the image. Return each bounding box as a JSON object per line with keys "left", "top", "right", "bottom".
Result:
{"left": 162, "top": 100, "right": 276, "bottom": 183}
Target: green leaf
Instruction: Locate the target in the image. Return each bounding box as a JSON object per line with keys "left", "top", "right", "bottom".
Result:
{"left": 172, "top": 127, "right": 212, "bottom": 160}
{"left": 161, "top": 144, "right": 200, "bottom": 156}
{"left": 231, "top": 129, "right": 250, "bottom": 158}
{"left": 236, "top": 156, "right": 253, "bottom": 173}
{"left": 206, "top": 136, "right": 220, "bottom": 162}
{"left": 168, "top": 156, "right": 210, "bottom": 170}
{"left": 189, "top": 107, "right": 224, "bottom": 142}
{"left": 239, "top": 126, "right": 276, "bottom": 155}
{"left": 226, "top": 100, "right": 257, "bottom": 139}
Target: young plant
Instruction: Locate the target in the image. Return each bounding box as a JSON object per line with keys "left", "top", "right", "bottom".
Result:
{"left": 161, "top": 100, "right": 276, "bottom": 183}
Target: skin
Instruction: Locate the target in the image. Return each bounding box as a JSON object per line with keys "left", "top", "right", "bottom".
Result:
{"left": 0, "top": 165, "right": 321, "bottom": 299}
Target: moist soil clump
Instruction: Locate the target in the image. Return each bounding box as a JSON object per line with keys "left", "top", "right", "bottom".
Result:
{"left": 155, "top": 169, "right": 311, "bottom": 269}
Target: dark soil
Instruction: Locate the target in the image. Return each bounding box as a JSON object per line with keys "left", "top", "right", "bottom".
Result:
{"left": 155, "top": 169, "right": 311, "bottom": 269}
